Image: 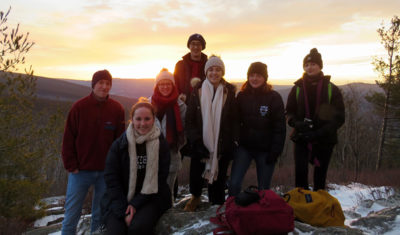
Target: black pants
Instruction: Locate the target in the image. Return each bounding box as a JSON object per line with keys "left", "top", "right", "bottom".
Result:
{"left": 189, "top": 155, "right": 230, "bottom": 205}
{"left": 105, "top": 202, "right": 162, "bottom": 235}
{"left": 294, "top": 143, "right": 334, "bottom": 191}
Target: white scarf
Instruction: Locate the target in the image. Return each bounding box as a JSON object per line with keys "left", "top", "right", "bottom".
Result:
{"left": 200, "top": 79, "right": 224, "bottom": 184}
{"left": 126, "top": 122, "right": 160, "bottom": 202}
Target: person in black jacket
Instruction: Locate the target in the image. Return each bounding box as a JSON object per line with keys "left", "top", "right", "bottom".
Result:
{"left": 286, "top": 48, "right": 345, "bottom": 191}
{"left": 228, "top": 62, "right": 286, "bottom": 197}
{"left": 184, "top": 55, "right": 237, "bottom": 211}
{"left": 101, "top": 98, "right": 171, "bottom": 235}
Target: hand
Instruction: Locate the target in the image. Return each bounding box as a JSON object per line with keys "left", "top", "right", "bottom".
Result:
{"left": 124, "top": 205, "right": 136, "bottom": 227}
{"left": 196, "top": 142, "right": 210, "bottom": 159}
{"left": 178, "top": 94, "right": 186, "bottom": 102}
{"left": 294, "top": 121, "right": 307, "bottom": 132}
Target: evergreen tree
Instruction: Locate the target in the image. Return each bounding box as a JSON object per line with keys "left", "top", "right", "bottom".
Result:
{"left": 366, "top": 16, "right": 400, "bottom": 170}
{"left": 0, "top": 7, "right": 63, "bottom": 232}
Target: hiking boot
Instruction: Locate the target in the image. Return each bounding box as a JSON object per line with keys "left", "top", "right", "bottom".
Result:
{"left": 183, "top": 196, "right": 201, "bottom": 212}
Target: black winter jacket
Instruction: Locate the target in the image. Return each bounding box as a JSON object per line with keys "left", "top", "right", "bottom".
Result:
{"left": 286, "top": 74, "right": 345, "bottom": 144}
{"left": 174, "top": 53, "right": 207, "bottom": 100}
{"left": 185, "top": 80, "right": 238, "bottom": 158}
{"left": 101, "top": 132, "right": 171, "bottom": 220}
{"left": 237, "top": 84, "right": 286, "bottom": 156}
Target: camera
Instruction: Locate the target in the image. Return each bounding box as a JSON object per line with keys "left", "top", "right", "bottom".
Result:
{"left": 303, "top": 118, "right": 314, "bottom": 130}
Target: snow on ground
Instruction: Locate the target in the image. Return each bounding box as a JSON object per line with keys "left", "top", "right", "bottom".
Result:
{"left": 34, "top": 183, "right": 399, "bottom": 234}
{"left": 34, "top": 214, "right": 64, "bottom": 227}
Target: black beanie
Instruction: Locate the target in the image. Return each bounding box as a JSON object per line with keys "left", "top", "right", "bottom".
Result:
{"left": 187, "top": 33, "right": 206, "bottom": 50}
{"left": 303, "top": 48, "right": 323, "bottom": 69}
{"left": 247, "top": 62, "right": 268, "bottom": 81}
{"left": 92, "top": 70, "right": 112, "bottom": 88}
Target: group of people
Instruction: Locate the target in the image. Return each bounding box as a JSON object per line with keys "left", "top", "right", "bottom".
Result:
{"left": 60, "top": 33, "right": 345, "bottom": 235}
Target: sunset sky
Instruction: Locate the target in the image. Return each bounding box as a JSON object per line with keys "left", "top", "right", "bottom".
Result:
{"left": 1, "top": 0, "right": 399, "bottom": 84}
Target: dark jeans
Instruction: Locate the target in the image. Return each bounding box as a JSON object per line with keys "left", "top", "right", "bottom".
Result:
{"left": 229, "top": 146, "right": 275, "bottom": 197}
{"left": 294, "top": 142, "right": 334, "bottom": 190}
{"left": 105, "top": 202, "right": 162, "bottom": 235}
{"left": 189, "top": 155, "right": 230, "bottom": 205}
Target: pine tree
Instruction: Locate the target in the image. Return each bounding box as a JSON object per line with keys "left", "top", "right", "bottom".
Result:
{"left": 0, "top": 7, "right": 63, "bottom": 231}
{"left": 366, "top": 16, "right": 400, "bottom": 170}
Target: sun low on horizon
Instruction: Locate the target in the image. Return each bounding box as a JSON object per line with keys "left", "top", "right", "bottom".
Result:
{"left": 1, "top": 0, "right": 399, "bottom": 85}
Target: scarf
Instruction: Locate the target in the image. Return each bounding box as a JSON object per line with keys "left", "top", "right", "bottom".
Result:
{"left": 200, "top": 79, "right": 224, "bottom": 184}
{"left": 302, "top": 73, "right": 324, "bottom": 167}
{"left": 151, "top": 86, "right": 184, "bottom": 148}
{"left": 126, "top": 122, "right": 161, "bottom": 202}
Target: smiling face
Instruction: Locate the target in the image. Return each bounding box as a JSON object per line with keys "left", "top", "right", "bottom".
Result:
{"left": 248, "top": 73, "right": 265, "bottom": 89}
{"left": 206, "top": 66, "right": 223, "bottom": 87}
{"left": 92, "top": 79, "right": 111, "bottom": 100}
{"left": 132, "top": 107, "right": 155, "bottom": 135}
{"left": 189, "top": 40, "right": 203, "bottom": 60}
{"left": 304, "top": 62, "right": 322, "bottom": 76}
{"left": 157, "top": 79, "right": 174, "bottom": 97}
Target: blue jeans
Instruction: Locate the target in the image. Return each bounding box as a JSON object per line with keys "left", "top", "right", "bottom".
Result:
{"left": 62, "top": 170, "right": 106, "bottom": 235}
{"left": 229, "top": 146, "right": 275, "bottom": 197}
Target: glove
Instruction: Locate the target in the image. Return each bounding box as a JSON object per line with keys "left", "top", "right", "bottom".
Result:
{"left": 294, "top": 121, "right": 308, "bottom": 132}
{"left": 194, "top": 141, "right": 209, "bottom": 159}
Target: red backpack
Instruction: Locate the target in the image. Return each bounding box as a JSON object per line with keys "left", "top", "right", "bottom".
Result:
{"left": 210, "top": 189, "right": 294, "bottom": 235}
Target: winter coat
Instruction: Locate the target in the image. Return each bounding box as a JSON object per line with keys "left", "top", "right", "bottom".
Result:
{"left": 286, "top": 74, "right": 345, "bottom": 144}
{"left": 185, "top": 80, "right": 238, "bottom": 158}
{"left": 62, "top": 93, "right": 125, "bottom": 172}
{"left": 156, "top": 98, "right": 187, "bottom": 173}
{"left": 174, "top": 53, "right": 207, "bottom": 99}
{"left": 101, "top": 132, "right": 171, "bottom": 220}
{"left": 237, "top": 84, "right": 286, "bottom": 156}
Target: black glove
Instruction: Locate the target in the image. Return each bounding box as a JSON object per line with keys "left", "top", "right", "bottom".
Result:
{"left": 193, "top": 141, "right": 209, "bottom": 159}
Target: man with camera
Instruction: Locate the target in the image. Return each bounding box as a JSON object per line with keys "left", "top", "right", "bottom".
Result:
{"left": 286, "top": 48, "right": 345, "bottom": 191}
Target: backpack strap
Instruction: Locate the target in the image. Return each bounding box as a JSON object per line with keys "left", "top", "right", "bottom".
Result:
{"left": 295, "top": 82, "right": 332, "bottom": 104}
{"left": 328, "top": 82, "right": 332, "bottom": 104}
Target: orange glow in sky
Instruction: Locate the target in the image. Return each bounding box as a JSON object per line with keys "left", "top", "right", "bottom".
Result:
{"left": 1, "top": 0, "right": 399, "bottom": 84}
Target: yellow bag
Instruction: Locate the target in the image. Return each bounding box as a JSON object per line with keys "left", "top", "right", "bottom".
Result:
{"left": 284, "top": 187, "right": 345, "bottom": 227}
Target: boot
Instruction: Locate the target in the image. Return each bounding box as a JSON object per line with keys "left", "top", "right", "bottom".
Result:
{"left": 183, "top": 195, "right": 201, "bottom": 212}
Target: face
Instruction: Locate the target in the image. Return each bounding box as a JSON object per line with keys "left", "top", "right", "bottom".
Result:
{"left": 206, "top": 66, "right": 223, "bottom": 87}
{"left": 93, "top": 79, "right": 111, "bottom": 100}
{"left": 189, "top": 40, "right": 203, "bottom": 58}
{"left": 248, "top": 73, "right": 265, "bottom": 89}
{"left": 303, "top": 62, "right": 322, "bottom": 76}
{"left": 157, "top": 79, "right": 174, "bottom": 97}
{"left": 132, "top": 107, "right": 155, "bottom": 135}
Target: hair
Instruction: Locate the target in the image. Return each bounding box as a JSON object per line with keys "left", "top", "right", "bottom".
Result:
{"left": 240, "top": 81, "right": 272, "bottom": 93}
{"left": 130, "top": 97, "right": 156, "bottom": 120}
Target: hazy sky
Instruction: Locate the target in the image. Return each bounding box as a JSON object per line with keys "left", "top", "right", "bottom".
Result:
{"left": 1, "top": 0, "right": 399, "bottom": 84}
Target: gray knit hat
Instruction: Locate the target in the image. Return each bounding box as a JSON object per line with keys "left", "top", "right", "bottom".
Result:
{"left": 204, "top": 55, "right": 225, "bottom": 75}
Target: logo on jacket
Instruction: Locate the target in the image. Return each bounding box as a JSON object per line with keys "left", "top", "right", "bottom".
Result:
{"left": 259, "top": 105, "right": 269, "bottom": 117}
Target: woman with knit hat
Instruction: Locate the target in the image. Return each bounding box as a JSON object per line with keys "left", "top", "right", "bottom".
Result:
{"left": 286, "top": 48, "right": 345, "bottom": 191}
{"left": 184, "top": 55, "right": 238, "bottom": 211}
{"left": 151, "top": 68, "right": 186, "bottom": 202}
{"left": 228, "top": 62, "right": 286, "bottom": 197}
{"left": 101, "top": 98, "right": 172, "bottom": 234}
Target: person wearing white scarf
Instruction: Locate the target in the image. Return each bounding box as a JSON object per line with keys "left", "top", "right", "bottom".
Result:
{"left": 102, "top": 99, "right": 172, "bottom": 234}
{"left": 184, "top": 55, "right": 238, "bottom": 212}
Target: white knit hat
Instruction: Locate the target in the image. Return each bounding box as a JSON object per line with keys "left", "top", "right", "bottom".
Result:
{"left": 204, "top": 55, "right": 225, "bottom": 75}
{"left": 155, "top": 68, "right": 175, "bottom": 85}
